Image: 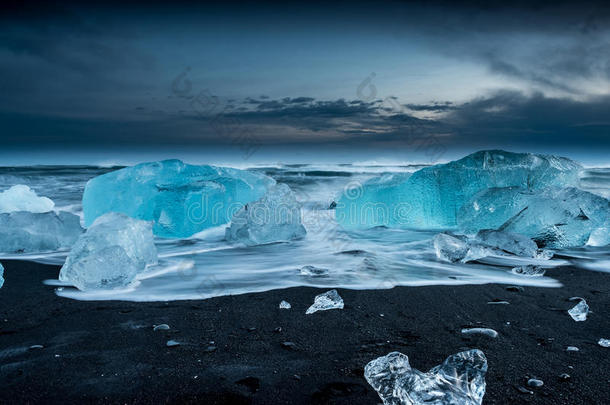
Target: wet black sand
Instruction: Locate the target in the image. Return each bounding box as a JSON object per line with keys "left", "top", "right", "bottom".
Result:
{"left": 0, "top": 260, "right": 609, "bottom": 404}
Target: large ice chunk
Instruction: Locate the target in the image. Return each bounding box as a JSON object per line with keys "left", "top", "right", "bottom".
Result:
{"left": 0, "top": 211, "right": 83, "bottom": 253}
{"left": 225, "top": 184, "right": 306, "bottom": 246}
{"left": 337, "top": 150, "right": 582, "bottom": 229}
{"left": 474, "top": 229, "right": 539, "bottom": 257}
{"left": 82, "top": 160, "right": 275, "bottom": 238}
{"left": 0, "top": 185, "right": 54, "bottom": 214}
{"left": 59, "top": 212, "right": 158, "bottom": 290}
{"left": 459, "top": 187, "right": 610, "bottom": 248}
{"left": 364, "top": 349, "right": 488, "bottom": 405}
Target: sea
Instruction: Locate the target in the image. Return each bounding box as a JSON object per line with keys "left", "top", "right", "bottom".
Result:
{"left": 1, "top": 163, "right": 609, "bottom": 301}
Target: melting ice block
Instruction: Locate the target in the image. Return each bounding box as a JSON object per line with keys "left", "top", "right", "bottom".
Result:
{"left": 337, "top": 150, "right": 582, "bottom": 229}
{"left": 364, "top": 349, "right": 488, "bottom": 405}
{"left": 59, "top": 212, "right": 158, "bottom": 290}
{"left": 0, "top": 185, "right": 54, "bottom": 214}
{"left": 225, "top": 184, "right": 306, "bottom": 246}
{"left": 568, "top": 299, "right": 589, "bottom": 322}
{"left": 306, "top": 289, "right": 344, "bottom": 314}
{"left": 459, "top": 187, "right": 610, "bottom": 248}
{"left": 433, "top": 230, "right": 539, "bottom": 263}
{"left": 0, "top": 211, "right": 83, "bottom": 253}
{"left": 83, "top": 160, "right": 275, "bottom": 238}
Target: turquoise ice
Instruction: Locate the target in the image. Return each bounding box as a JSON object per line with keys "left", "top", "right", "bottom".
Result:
{"left": 336, "top": 150, "right": 582, "bottom": 229}
{"left": 0, "top": 262, "right": 3, "bottom": 288}
{"left": 458, "top": 187, "right": 610, "bottom": 248}
{"left": 83, "top": 160, "right": 275, "bottom": 238}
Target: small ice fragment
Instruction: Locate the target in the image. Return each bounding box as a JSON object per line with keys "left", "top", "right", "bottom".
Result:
{"left": 461, "top": 328, "right": 499, "bottom": 338}
{"left": 0, "top": 185, "right": 54, "bottom": 214}
{"left": 566, "top": 346, "right": 579, "bottom": 352}
{"left": 153, "top": 324, "right": 170, "bottom": 331}
{"left": 558, "top": 373, "right": 571, "bottom": 381}
{"left": 511, "top": 265, "right": 545, "bottom": 277}
{"left": 59, "top": 212, "right": 158, "bottom": 290}
{"left": 298, "top": 265, "right": 329, "bottom": 277}
{"left": 536, "top": 249, "right": 554, "bottom": 260}
{"left": 166, "top": 340, "right": 180, "bottom": 347}
{"left": 568, "top": 299, "right": 589, "bottom": 321}
{"left": 306, "top": 289, "right": 344, "bottom": 314}
{"left": 279, "top": 300, "right": 291, "bottom": 309}
{"left": 598, "top": 338, "right": 610, "bottom": 348}
{"left": 364, "top": 349, "right": 488, "bottom": 405}
{"left": 487, "top": 301, "right": 510, "bottom": 305}
{"left": 516, "top": 386, "right": 534, "bottom": 394}
{"left": 28, "top": 344, "right": 44, "bottom": 350}
{"left": 225, "top": 184, "right": 306, "bottom": 246}
{"left": 527, "top": 378, "right": 543, "bottom": 388}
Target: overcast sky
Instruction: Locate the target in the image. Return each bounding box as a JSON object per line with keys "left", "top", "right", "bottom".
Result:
{"left": 1, "top": 1, "right": 609, "bottom": 165}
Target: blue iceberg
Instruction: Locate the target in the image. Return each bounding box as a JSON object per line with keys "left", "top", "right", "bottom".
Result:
{"left": 0, "top": 211, "right": 83, "bottom": 253}
{"left": 83, "top": 160, "right": 275, "bottom": 238}
{"left": 458, "top": 187, "right": 610, "bottom": 248}
{"left": 336, "top": 150, "right": 582, "bottom": 229}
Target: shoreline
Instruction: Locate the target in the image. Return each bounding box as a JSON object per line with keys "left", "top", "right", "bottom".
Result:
{"left": 1, "top": 260, "right": 609, "bottom": 404}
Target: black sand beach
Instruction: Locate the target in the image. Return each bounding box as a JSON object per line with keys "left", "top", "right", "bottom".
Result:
{"left": 0, "top": 260, "right": 608, "bottom": 404}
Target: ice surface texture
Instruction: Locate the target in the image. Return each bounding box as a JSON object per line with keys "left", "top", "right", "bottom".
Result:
{"left": 0, "top": 185, "right": 54, "bottom": 214}
{"left": 568, "top": 299, "right": 589, "bottom": 321}
{"left": 337, "top": 150, "right": 582, "bottom": 229}
{"left": 364, "top": 349, "right": 487, "bottom": 405}
{"left": 0, "top": 211, "right": 83, "bottom": 253}
{"left": 225, "top": 184, "right": 306, "bottom": 246}
{"left": 459, "top": 187, "right": 610, "bottom": 248}
{"left": 83, "top": 160, "right": 275, "bottom": 238}
{"left": 433, "top": 230, "right": 540, "bottom": 263}
{"left": 59, "top": 212, "right": 158, "bottom": 290}
{"left": 306, "top": 289, "right": 344, "bottom": 314}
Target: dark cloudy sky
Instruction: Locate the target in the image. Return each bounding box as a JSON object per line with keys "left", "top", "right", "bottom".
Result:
{"left": 1, "top": 0, "right": 609, "bottom": 165}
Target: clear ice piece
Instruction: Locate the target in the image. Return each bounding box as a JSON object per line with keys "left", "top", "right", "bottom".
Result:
{"left": 0, "top": 211, "right": 83, "bottom": 253}
{"left": 83, "top": 159, "right": 275, "bottom": 238}
{"left": 511, "top": 265, "right": 545, "bottom": 277}
{"left": 337, "top": 150, "right": 582, "bottom": 229}
{"left": 461, "top": 328, "right": 498, "bottom": 338}
{"left": 153, "top": 324, "right": 170, "bottom": 331}
{"left": 568, "top": 299, "right": 589, "bottom": 322}
{"left": 225, "top": 184, "right": 306, "bottom": 246}
{"left": 459, "top": 187, "right": 610, "bottom": 248}
{"left": 474, "top": 230, "right": 538, "bottom": 258}
{"left": 433, "top": 233, "right": 495, "bottom": 263}
{"left": 298, "top": 265, "right": 329, "bottom": 277}
{"left": 587, "top": 226, "right": 610, "bottom": 247}
{"left": 306, "top": 289, "right": 344, "bottom": 314}
{"left": 59, "top": 212, "right": 158, "bottom": 290}
{"left": 364, "top": 349, "right": 488, "bottom": 405}
{"left": 566, "top": 346, "right": 579, "bottom": 352}
{"left": 0, "top": 185, "right": 54, "bottom": 214}
{"left": 279, "top": 300, "right": 292, "bottom": 309}
{"left": 598, "top": 338, "right": 610, "bottom": 348}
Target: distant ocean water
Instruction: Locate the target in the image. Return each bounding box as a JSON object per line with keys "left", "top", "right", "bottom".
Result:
{"left": 1, "top": 163, "right": 609, "bottom": 302}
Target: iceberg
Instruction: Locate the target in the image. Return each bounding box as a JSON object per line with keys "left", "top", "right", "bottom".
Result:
{"left": 225, "top": 184, "right": 306, "bottom": 246}
{"left": 0, "top": 211, "right": 83, "bottom": 253}
{"left": 337, "top": 150, "right": 582, "bottom": 229}
{"left": 0, "top": 185, "right": 54, "bottom": 214}
{"left": 59, "top": 212, "right": 158, "bottom": 290}
{"left": 568, "top": 299, "right": 589, "bottom": 322}
{"left": 306, "top": 289, "right": 344, "bottom": 314}
{"left": 459, "top": 187, "right": 610, "bottom": 248}
{"left": 82, "top": 159, "right": 275, "bottom": 238}
{"left": 364, "top": 349, "right": 488, "bottom": 405}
